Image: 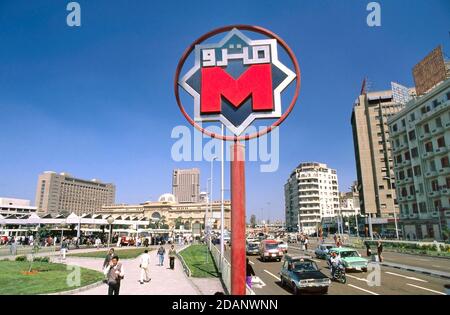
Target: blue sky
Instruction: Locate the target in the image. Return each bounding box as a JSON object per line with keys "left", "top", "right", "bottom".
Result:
{"left": 0, "top": 0, "right": 449, "bottom": 221}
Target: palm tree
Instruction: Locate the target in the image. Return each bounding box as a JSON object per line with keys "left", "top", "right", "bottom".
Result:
{"left": 159, "top": 215, "right": 167, "bottom": 229}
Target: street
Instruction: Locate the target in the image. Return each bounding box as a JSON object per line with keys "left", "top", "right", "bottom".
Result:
{"left": 223, "top": 240, "right": 450, "bottom": 295}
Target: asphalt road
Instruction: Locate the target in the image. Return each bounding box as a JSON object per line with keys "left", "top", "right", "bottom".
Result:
{"left": 222, "top": 242, "right": 449, "bottom": 295}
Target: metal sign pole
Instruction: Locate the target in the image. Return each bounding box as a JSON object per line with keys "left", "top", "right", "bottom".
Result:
{"left": 231, "top": 141, "right": 246, "bottom": 295}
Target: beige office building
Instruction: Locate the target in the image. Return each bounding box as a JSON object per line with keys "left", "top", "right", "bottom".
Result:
{"left": 172, "top": 168, "right": 200, "bottom": 203}
{"left": 387, "top": 78, "right": 450, "bottom": 240}
{"left": 351, "top": 88, "right": 414, "bottom": 218}
{"left": 35, "top": 171, "right": 115, "bottom": 216}
{"left": 99, "top": 193, "right": 231, "bottom": 230}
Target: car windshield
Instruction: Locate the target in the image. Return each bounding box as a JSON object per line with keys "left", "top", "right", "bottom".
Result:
{"left": 265, "top": 243, "right": 279, "bottom": 250}
{"left": 248, "top": 244, "right": 258, "bottom": 249}
{"left": 340, "top": 251, "right": 360, "bottom": 258}
{"left": 293, "top": 261, "right": 318, "bottom": 272}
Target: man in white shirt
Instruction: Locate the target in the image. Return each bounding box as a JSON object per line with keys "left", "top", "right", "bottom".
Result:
{"left": 139, "top": 249, "right": 151, "bottom": 284}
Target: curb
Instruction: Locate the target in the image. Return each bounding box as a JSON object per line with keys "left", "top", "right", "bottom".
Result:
{"left": 46, "top": 280, "right": 105, "bottom": 295}
{"left": 381, "top": 262, "right": 450, "bottom": 280}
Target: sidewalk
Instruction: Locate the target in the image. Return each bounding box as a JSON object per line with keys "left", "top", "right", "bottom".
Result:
{"left": 59, "top": 246, "right": 202, "bottom": 295}
{"left": 380, "top": 261, "right": 450, "bottom": 280}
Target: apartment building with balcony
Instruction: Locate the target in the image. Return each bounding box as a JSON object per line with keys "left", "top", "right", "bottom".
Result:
{"left": 284, "top": 162, "right": 339, "bottom": 234}
{"left": 387, "top": 78, "right": 450, "bottom": 240}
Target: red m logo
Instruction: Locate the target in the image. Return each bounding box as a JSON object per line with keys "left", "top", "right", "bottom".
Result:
{"left": 200, "top": 64, "right": 273, "bottom": 114}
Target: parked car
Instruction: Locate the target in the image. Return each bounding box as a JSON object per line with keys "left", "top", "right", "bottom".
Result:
{"left": 246, "top": 242, "right": 259, "bottom": 255}
{"left": 259, "top": 239, "right": 284, "bottom": 262}
{"left": 326, "top": 247, "right": 368, "bottom": 272}
{"left": 314, "top": 243, "right": 335, "bottom": 259}
{"left": 279, "top": 255, "right": 330, "bottom": 295}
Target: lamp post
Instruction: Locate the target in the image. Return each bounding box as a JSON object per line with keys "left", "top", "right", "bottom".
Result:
{"left": 384, "top": 176, "right": 399, "bottom": 240}
{"left": 220, "top": 124, "right": 225, "bottom": 268}
{"left": 107, "top": 217, "right": 115, "bottom": 248}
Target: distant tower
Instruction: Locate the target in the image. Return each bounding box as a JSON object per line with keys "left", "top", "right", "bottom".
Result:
{"left": 172, "top": 168, "right": 200, "bottom": 203}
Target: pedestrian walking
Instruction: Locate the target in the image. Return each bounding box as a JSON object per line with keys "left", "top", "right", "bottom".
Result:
{"left": 60, "top": 238, "right": 68, "bottom": 260}
{"left": 157, "top": 243, "right": 165, "bottom": 266}
{"left": 246, "top": 258, "right": 255, "bottom": 288}
{"left": 377, "top": 240, "right": 383, "bottom": 262}
{"left": 103, "top": 248, "right": 115, "bottom": 270}
{"left": 139, "top": 250, "right": 151, "bottom": 284}
{"left": 364, "top": 241, "right": 372, "bottom": 257}
{"left": 304, "top": 237, "right": 309, "bottom": 251}
{"left": 168, "top": 245, "right": 177, "bottom": 270}
{"left": 104, "top": 255, "right": 124, "bottom": 295}
{"left": 95, "top": 237, "right": 102, "bottom": 249}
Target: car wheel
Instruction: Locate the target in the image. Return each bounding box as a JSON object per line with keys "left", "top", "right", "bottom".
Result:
{"left": 362, "top": 268, "right": 368, "bottom": 272}
{"left": 321, "top": 288, "right": 329, "bottom": 295}
{"left": 292, "top": 284, "right": 300, "bottom": 295}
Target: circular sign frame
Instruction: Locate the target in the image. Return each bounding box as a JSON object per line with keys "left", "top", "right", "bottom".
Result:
{"left": 174, "top": 24, "right": 301, "bottom": 142}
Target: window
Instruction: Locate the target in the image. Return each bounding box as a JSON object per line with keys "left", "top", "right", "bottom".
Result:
{"left": 414, "top": 165, "right": 421, "bottom": 176}
{"left": 401, "top": 187, "right": 407, "bottom": 197}
{"left": 396, "top": 155, "right": 403, "bottom": 164}
{"left": 425, "top": 142, "right": 433, "bottom": 152}
{"left": 379, "top": 185, "right": 385, "bottom": 190}
{"left": 419, "top": 183, "right": 424, "bottom": 194}
{"left": 399, "top": 170, "right": 405, "bottom": 180}
{"left": 408, "top": 130, "right": 416, "bottom": 141}
{"left": 405, "top": 151, "right": 411, "bottom": 161}
{"left": 437, "top": 137, "right": 446, "bottom": 148}
{"left": 411, "top": 147, "right": 418, "bottom": 158}
{"left": 409, "top": 185, "right": 415, "bottom": 195}
{"left": 447, "top": 92, "right": 450, "bottom": 101}
{"left": 407, "top": 168, "right": 413, "bottom": 178}
{"left": 446, "top": 176, "right": 450, "bottom": 188}
{"left": 410, "top": 113, "right": 415, "bottom": 121}
{"left": 436, "top": 117, "right": 442, "bottom": 128}
{"left": 392, "top": 124, "right": 398, "bottom": 132}
{"left": 412, "top": 203, "right": 418, "bottom": 214}
{"left": 423, "top": 123, "right": 430, "bottom": 133}
{"left": 431, "top": 180, "right": 439, "bottom": 192}
{"left": 419, "top": 202, "right": 427, "bottom": 213}
{"left": 430, "top": 160, "right": 436, "bottom": 171}
{"left": 432, "top": 99, "right": 440, "bottom": 108}
{"left": 434, "top": 199, "right": 442, "bottom": 211}
{"left": 442, "top": 156, "right": 450, "bottom": 168}
{"left": 401, "top": 119, "right": 406, "bottom": 127}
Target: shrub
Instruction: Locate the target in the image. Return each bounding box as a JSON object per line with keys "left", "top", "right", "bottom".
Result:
{"left": 33, "top": 257, "right": 50, "bottom": 263}
{"left": 15, "top": 255, "right": 27, "bottom": 261}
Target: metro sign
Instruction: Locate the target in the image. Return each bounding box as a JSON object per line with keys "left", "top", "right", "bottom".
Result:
{"left": 179, "top": 28, "right": 296, "bottom": 136}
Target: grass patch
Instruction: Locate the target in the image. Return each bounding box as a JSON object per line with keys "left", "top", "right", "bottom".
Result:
{"left": 179, "top": 245, "right": 219, "bottom": 278}
{"left": 0, "top": 261, "right": 104, "bottom": 295}
{"left": 68, "top": 248, "right": 150, "bottom": 259}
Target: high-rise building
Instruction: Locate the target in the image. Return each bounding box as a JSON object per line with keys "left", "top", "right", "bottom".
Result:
{"left": 387, "top": 78, "right": 450, "bottom": 240}
{"left": 284, "top": 162, "right": 339, "bottom": 234}
{"left": 35, "top": 171, "right": 115, "bottom": 216}
{"left": 172, "top": 168, "right": 200, "bottom": 203}
{"left": 351, "top": 87, "right": 414, "bottom": 218}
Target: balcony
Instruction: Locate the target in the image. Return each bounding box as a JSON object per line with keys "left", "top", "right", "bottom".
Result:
{"left": 419, "top": 132, "right": 431, "bottom": 141}
{"left": 445, "top": 121, "right": 450, "bottom": 129}
{"left": 445, "top": 210, "right": 450, "bottom": 218}
{"left": 406, "top": 195, "right": 415, "bottom": 201}
{"left": 422, "top": 152, "right": 433, "bottom": 159}
{"left": 400, "top": 213, "right": 409, "bottom": 219}
{"left": 409, "top": 213, "right": 418, "bottom": 219}
{"left": 431, "top": 126, "right": 444, "bottom": 136}
{"left": 404, "top": 177, "right": 412, "bottom": 183}
{"left": 402, "top": 160, "right": 411, "bottom": 166}
{"left": 435, "top": 147, "right": 449, "bottom": 155}
{"left": 428, "top": 191, "right": 439, "bottom": 197}
{"left": 418, "top": 213, "right": 431, "bottom": 220}
{"left": 431, "top": 212, "right": 440, "bottom": 218}
{"left": 441, "top": 188, "right": 449, "bottom": 196}
{"left": 438, "top": 167, "right": 450, "bottom": 175}
{"left": 425, "top": 171, "right": 438, "bottom": 178}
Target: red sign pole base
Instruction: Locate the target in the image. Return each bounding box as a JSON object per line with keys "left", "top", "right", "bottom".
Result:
{"left": 231, "top": 141, "right": 246, "bottom": 295}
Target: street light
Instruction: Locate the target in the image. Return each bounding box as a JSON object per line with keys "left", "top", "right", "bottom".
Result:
{"left": 383, "top": 176, "right": 399, "bottom": 240}
{"left": 107, "top": 216, "right": 115, "bottom": 248}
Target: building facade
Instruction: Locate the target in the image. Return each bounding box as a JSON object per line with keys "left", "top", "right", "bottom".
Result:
{"left": 0, "top": 198, "right": 37, "bottom": 217}
{"left": 285, "top": 162, "right": 339, "bottom": 234}
{"left": 35, "top": 171, "right": 116, "bottom": 216}
{"left": 172, "top": 168, "right": 200, "bottom": 203}
{"left": 99, "top": 193, "right": 231, "bottom": 230}
{"left": 351, "top": 88, "right": 414, "bottom": 218}
{"left": 387, "top": 78, "right": 450, "bottom": 240}
{"left": 338, "top": 183, "right": 361, "bottom": 218}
